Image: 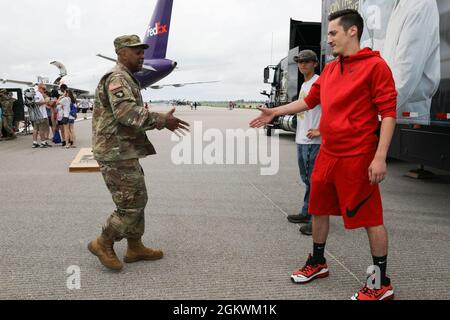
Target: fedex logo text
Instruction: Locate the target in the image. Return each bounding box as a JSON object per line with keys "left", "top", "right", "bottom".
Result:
{"left": 147, "top": 22, "right": 168, "bottom": 37}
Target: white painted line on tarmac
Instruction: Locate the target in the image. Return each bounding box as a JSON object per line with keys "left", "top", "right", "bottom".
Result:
{"left": 323, "top": 251, "right": 364, "bottom": 285}
{"left": 75, "top": 116, "right": 92, "bottom": 123}
{"left": 248, "top": 181, "right": 364, "bottom": 286}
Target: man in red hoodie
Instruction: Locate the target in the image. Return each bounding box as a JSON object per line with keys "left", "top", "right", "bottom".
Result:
{"left": 250, "top": 9, "right": 397, "bottom": 300}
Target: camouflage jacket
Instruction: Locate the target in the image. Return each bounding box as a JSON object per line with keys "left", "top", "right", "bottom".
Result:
{"left": 92, "top": 63, "right": 167, "bottom": 161}
{"left": 0, "top": 97, "right": 14, "bottom": 116}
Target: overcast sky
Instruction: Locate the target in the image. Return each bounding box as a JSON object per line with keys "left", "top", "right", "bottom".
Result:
{"left": 0, "top": 0, "right": 321, "bottom": 101}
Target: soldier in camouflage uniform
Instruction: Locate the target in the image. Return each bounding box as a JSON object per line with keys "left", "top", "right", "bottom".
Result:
{"left": 0, "top": 89, "right": 17, "bottom": 140}
{"left": 88, "top": 35, "right": 189, "bottom": 271}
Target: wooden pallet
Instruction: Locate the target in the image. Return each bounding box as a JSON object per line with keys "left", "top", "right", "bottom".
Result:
{"left": 69, "top": 148, "right": 100, "bottom": 173}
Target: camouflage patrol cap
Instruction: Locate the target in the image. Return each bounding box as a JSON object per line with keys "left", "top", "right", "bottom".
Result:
{"left": 294, "top": 50, "right": 318, "bottom": 63}
{"left": 114, "top": 35, "right": 149, "bottom": 53}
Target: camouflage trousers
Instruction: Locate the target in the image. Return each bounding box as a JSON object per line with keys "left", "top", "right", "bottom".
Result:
{"left": 1, "top": 115, "right": 15, "bottom": 137}
{"left": 98, "top": 159, "right": 148, "bottom": 241}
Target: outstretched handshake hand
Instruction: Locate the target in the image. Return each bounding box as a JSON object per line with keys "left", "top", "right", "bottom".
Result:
{"left": 249, "top": 106, "right": 276, "bottom": 128}
{"left": 165, "top": 108, "right": 190, "bottom": 137}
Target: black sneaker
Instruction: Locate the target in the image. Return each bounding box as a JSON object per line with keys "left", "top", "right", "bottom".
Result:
{"left": 32, "top": 142, "right": 40, "bottom": 148}
{"left": 43, "top": 141, "right": 52, "bottom": 147}
{"left": 287, "top": 215, "right": 311, "bottom": 224}
{"left": 299, "top": 222, "right": 313, "bottom": 236}
{"left": 39, "top": 143, "right": 47, "bottom": 148}
{"left": 62, "top": 141, "right": 66, "bottom": 147}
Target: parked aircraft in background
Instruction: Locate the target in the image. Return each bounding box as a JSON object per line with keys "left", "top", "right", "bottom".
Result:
{"left": 1, "top": 0, "right": 219, "bottom": 97}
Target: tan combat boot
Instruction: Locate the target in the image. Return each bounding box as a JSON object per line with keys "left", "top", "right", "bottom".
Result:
{"left": 123, "top": 238, "right": 163, "bottom": 263}
{"left": 88, "top": 235, "right": 123, "bottom": 271}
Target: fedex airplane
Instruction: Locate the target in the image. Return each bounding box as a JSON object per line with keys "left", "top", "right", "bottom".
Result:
{"left": 97, "top": 0, "right": 218, "bottom": 90}
{"left": 1, "top": 0, "right": 218, "bottom": 96}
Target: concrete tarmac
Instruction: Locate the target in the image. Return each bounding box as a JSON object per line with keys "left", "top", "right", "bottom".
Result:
{"left": 1, "top": 105, "right": 449, "bottom": 300}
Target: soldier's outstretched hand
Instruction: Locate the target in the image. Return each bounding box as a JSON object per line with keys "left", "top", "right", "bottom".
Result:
{"left": 165, "top": 108, "right": 190, "bottom": 137}
{"left": 249, "top": 106, "right": 276, "bottom": 128}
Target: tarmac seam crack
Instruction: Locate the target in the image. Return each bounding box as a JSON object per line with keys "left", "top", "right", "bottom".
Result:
{"left": 248, "top": 181, "right": 364, "bottom": 286}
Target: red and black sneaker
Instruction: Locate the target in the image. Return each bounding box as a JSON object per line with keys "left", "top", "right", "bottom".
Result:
{"left": 291, "top": 254, "right": 329, "bottom": 284}
{"left": 351, "top": 283, "right": 395, "bottom": 300}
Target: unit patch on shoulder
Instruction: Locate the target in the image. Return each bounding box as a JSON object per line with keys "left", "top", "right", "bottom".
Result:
{"left": 114, "top": 91, "right": 125, "bottom": 98}
{"left": 108, "top": 79, "right": 123, "bottom": 92}
{"left": 108, "top": 78, "right": 125, "bottom": 98}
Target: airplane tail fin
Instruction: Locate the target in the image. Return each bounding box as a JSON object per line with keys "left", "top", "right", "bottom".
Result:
{"left": 143, "top": 0, "right": 173, "bottom": 60}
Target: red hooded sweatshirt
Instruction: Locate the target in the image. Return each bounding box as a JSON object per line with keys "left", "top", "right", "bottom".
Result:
{"left": 304, "top": 48, "right": 397, "bottom": 157}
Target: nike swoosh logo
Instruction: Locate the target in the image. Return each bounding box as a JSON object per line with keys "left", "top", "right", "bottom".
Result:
{"left": 346, "top": 193, "right": 373, "bottom": 218}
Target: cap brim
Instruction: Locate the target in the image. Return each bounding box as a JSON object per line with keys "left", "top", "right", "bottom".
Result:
{"left": 127, "top": 43, "right": 149, "bottom": 49}
{"left": 295, "top": 58, "right": 317, "bottom": 63}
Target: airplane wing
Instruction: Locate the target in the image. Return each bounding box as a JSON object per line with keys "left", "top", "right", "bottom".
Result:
{"left": 0, "top": 78, "right": 91, "bottom": 98}
{"left": 149, "top": 80, "right": 221, "bottom": 89}
{"left": 0, "top": 78, "right": 35, "bottom": 86}
{"left": 96, "top": 54, "right": 117, "bottom": 63}
{"left": 96, "top": 54, "right": 156, "bottom": 72}
{"left": 68, "top": 87, "right": 91, "bottom": 98}
{"left": 0, "top": 78, "right": 56, "bottom": 89}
